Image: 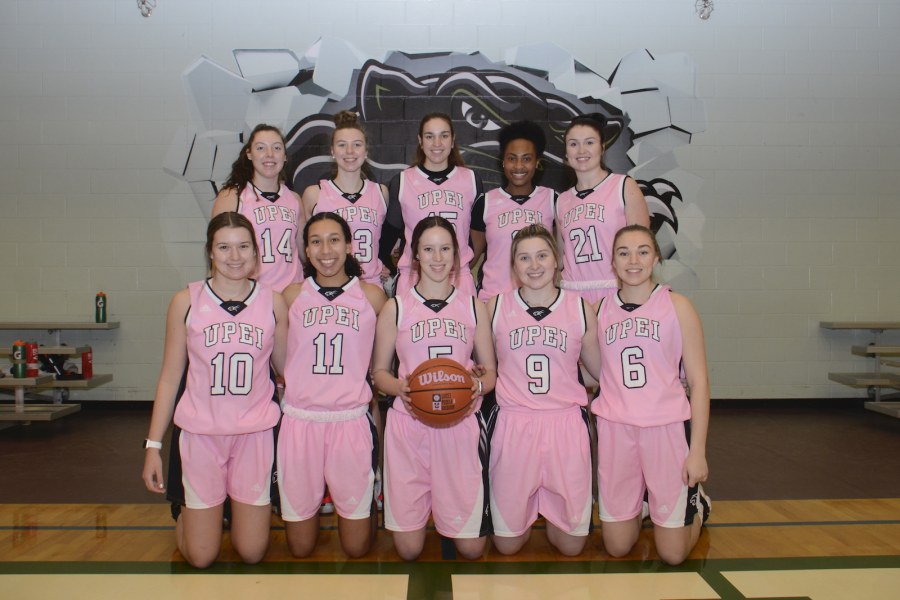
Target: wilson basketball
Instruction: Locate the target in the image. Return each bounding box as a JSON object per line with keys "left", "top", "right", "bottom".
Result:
{"left": 407, "top": 358, "right": 474, "bottom": 427}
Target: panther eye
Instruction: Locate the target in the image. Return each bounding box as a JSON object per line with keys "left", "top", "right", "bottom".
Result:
{"left": 460, "top": 101, "right": 500, "bottom": 131}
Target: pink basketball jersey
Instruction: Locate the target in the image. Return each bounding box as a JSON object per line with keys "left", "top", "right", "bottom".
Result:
{"left": 313, "top": 179, "right": 387, "bottom": 285}
{"left": 174, "top": 280, "right": 280, "bottom": 435}
{"left": 396, "top": 166, "right": 478, "bottom": 287}
{"left": 282, "top": 277, "right": 377, "bottom": 412}
{"left": 555, "top": 173, "right": 628, "bottom": 299}
{"left": 492, "top": 288, "right": 589, "bottom": 409}
{"left": 478, "top": 186, "right": 556, "bottom": 301}
{"left": 237, "top": 183, "right": 302, "bottom": 292}
{"left": 592, "top": 285, "right": 691, "bottom": 427}
{"left": 392, "top": 287, "right": 477, "bottom": 416}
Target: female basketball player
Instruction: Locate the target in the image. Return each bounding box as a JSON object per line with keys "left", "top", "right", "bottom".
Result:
{"left": 301, "top": 111, "right": 389, "bottom": 514}
{"left": 372, "top": 216, "right": 497, "bottom": 561}
{"left": 142, "top": 212, "right": 288, "bottom": 568}
{"left": 302, "top": 111, "right": 390, "bottom": 286}
{"left": 593, "top": 224, "right": 710, "bottom": 566}
{"left": 277, "top": 212, "right": 387, "bottom": 558}
{"left": 557, "top": 114, "right": 650, "bottom": 304}
{"left": 378, "top": 113, "right": 484, "bottom": 297}
{"left": 471, "top": 121, "right": 556, "bottom": 301}
{"left": 487, "top": 224, "right": 602, "bottom": 556}
{"left": 212, "top": 124, "right": 304, "bottom": 292}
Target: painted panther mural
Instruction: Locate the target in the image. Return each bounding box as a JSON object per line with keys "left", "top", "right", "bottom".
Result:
{"left": 285, "top": 55, "right": 629, "bottom": 194}
{"left": 166, "top": 40, "right": 705, "bottom": 263}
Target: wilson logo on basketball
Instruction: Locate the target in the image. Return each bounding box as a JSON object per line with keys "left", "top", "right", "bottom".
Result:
{"left": 416, "top": 370, "right": 467, "bottom": 386}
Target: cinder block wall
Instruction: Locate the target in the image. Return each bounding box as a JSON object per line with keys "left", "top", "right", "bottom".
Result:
{"left": 1, "top": 0, "right": 898, "bottom": 400}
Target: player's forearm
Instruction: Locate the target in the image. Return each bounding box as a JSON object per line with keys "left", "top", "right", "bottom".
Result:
{"left": 688, "top": 382, "right": 710, "bottom": 455}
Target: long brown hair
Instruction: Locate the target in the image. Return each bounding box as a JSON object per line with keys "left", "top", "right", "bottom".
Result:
{"left": 414, "top": 113, "right": 465, "bottom": 169}
{"left": 205, "top": 212, "right": 259, "bottom": 275}
{"left": 410, "top": 215, "right": 460, "bottom": 286}
{"left": 222, "top": 124, "right": 287, "bottom": 191}
{"left": 564, "top": 113, "right": 611, "bottom": 173}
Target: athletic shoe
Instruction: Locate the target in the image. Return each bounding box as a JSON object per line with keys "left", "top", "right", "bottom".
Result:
{"left": 694, "top": 484, "right": 711, "bottom": 526}
{"left": 320, "top": 494, "right": 334, "bottom": 515}
{"left": 223, "top": 498, "right": 232, "bottom": 530}
{"left": 383, "top": 272, "right": 398, "bottom": 298}
{"left": 374, "top": 468, "right": 383, "bottom": 511}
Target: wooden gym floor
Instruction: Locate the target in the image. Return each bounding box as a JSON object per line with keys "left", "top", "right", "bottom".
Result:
{"left": 1, "top": 401, "right": 899, "bottom": 599}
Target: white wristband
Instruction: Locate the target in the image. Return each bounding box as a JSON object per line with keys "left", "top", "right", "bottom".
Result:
{"left": 143, "top": 439, "right": 163, "bottom": 450}
{"left": 476, "top": 378, "right": 483, "bottom": 395}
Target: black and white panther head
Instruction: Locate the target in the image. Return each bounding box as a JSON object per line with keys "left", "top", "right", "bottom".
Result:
{"left": 282, "top": 52, "right": 682, "bottom": 258}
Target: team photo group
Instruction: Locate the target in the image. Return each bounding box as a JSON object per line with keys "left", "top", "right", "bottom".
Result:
{"left": 140, "top": 109, "right": 711, "bottom": 568}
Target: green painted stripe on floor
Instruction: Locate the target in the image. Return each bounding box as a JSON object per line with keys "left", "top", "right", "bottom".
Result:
{"left": 2, "top": 556, "right": 899, "bottom": 600}
{"left": 4, "top": 518, "right": 898, "bottom": 534}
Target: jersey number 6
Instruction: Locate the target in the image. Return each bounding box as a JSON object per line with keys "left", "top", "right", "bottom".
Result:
{"left": 621, "top": 346, "right": 647, "bottom": 389}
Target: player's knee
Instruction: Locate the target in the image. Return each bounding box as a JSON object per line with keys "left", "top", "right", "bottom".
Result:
{"left": 454, "top": 538, "right": 486, "bottom": 560}
{"left": 395, "top": 544, "right": 423, "bottom": 561}
{"left": 392, "top": 536, "right": 424, "bottom": 561}
{"left": 283, "top": 520, "right": 319, "bottom": 558}
{"left": 237, "top": 546, "right": 268, "bottom": 565}
{"left": 656, "top": 545, "right": 689, "bottom": 566}
{"left": 187, "top": 556, "right": 216, "bottom": 569}
{"left": 182, "top": 547, "right": 218, "bottom": 569}
{"left": 287, "top": 537, "right": 316, "bottom": 558}
{"left": 601, "top": 535, "right": 635, "bottom": 558}
{"left": 341, "top": 537, "right": 372, "bottom": 559}
{"left": 552, "top": 537, "right": 586, "bottom": 557}
{"left": 457, "top": 547, "right": 483, "bottom": 560}
{"left": 491, "top": 536, "right": 525, "bottom": 556}
{"left": 392, "top": 529, "right": 426, "bottom": 560}
{"left": 233, "top": 537, "right": 270, "bottom": 564}
{"left": 653, "top": 525, "right": 695, "bottom": 565}
{"left": 288, "top": 547, "right": 314, "bottom": 559}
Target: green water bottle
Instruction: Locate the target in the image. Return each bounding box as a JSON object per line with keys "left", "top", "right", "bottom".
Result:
{"left": 95, "top": 292, "right": 107, "bottom": 323}
{"left": 11, "top": 340, "right": 26, "bottom": 378}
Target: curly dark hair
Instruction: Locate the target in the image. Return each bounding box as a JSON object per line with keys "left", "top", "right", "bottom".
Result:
{"left": 498, "top": 120, "right": 546, "bottom": 158}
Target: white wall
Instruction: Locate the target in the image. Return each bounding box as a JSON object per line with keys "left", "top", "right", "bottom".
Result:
{"left": 1, "top": 0, "right": 898, "bottom": 400}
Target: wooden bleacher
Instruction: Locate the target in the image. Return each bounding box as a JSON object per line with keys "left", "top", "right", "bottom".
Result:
{"left": 820, "top": 321, "right": 900, "bottom": 418}
{"left": 0, "top": 321, "right": 119, "bottom": 422}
